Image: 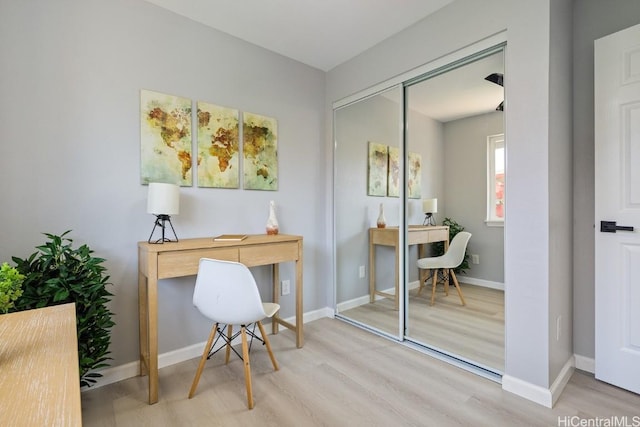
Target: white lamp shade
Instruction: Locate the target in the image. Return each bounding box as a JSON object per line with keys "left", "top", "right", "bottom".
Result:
{"left": 147, "top": 183, "right": 180, "bottom": 215}
{"left": 422, "top": 198, "right": 437, "bottom": 214}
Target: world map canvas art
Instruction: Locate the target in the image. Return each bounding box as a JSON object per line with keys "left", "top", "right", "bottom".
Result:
{"left": 367, "top": 142, "right": 388, "bottom": 197}
{"left": 408, "top": 152, "right": 422, "bottom": 199}
{"left": 140, "top": 90, "right": 192, "bottom": 186}
{"left": 387, "top": 146, "right": 400, "bottom": 197}
{"left": 197, "top": 102, "right": 239, "bottom": 188}
{"left": 243, "top": 112, "right": 278, "bottom": 191}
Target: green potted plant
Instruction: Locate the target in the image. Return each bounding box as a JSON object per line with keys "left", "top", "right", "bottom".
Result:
{"left": 11, "top": 231, "right": 115, "bottom": 387}
{"left": 0, "top": 262, "right": 25, "bottom": 314}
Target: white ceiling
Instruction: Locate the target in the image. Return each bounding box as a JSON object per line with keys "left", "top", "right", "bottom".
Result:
{"left": 407, "top": 52, "right": 504, "bottom": 122}
{"left": 143, "top": 0, "right": 503, "bottom": 122}
{"left": 143, "top": 0, "right": 454, "bottom": 71}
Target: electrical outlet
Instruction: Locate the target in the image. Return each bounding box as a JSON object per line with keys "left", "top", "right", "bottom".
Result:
{"left": 471, "top": 254, "right": 480, "bottom": 265}
{"left": 281, "top": 280, "right": 290, "bottom": 296}
{"left": 359, "top": 265, "right": 365, "bottom": 278}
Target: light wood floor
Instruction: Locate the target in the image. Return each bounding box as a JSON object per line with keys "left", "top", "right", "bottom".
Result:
{"left": 340, "top": 282, "right": 504, "bottom": 371}
{"left": 81, "top": 317, "right": 640, "bottom": 426}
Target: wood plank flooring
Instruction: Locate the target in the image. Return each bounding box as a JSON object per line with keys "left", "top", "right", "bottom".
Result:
{"left": 81, "top": 317, "right": 640, "bottom": 426}
{"left": 340, "top": 282, "right": 505, "bottom": 371}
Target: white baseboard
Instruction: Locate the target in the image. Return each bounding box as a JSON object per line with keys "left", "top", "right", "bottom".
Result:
{"left": 502, "top": 356, "right": 575, "bottom": 408}
{"left": 457, "top": 275, "right": 504, "bottom": 291}
{"left": 502, "top": 375, "right": 553, "bottom": 408}
{"left": 574, "top": 354, "right": 595, "bottom": 373}
{"left": 549, "top": 356, "right": 575, "bottom": 407}
{"left": 83, "top": 307, "right": 333, "bottom": 392}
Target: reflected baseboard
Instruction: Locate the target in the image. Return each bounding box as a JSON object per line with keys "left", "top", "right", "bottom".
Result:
{"left": 337, "top": 277, "right": 503, "bottom": 313}
{"left": 336, "top": 281, "right": 421, "bottom": 312}
{"left": 456, "top": 276, "right": 504, "bottom": 291}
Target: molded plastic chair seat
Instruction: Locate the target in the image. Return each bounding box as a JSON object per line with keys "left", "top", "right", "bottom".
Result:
{"left": 416, "top": 231, "right": 472, "bottom": 306}
{"left": 188, "top": 258, "right": 280, "bottom": 409}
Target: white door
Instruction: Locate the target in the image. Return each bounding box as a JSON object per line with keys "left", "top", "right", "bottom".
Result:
{"left": 595, "top": 23, "right": 640, "bottom": 394}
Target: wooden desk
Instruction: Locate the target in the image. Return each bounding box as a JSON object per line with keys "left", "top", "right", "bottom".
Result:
{"left": 138, "top": 234, "right": 303, "bottom": 404}
{"left": 369, "top": 225, "right": 449, "bottom": 309}
{"left": 0, "top": 303, "right": 81, "bottom": 426}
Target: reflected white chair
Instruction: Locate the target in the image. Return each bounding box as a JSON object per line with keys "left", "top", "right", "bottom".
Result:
{"left": 188, "top": 258, "right": 280, "bottom": 409}
{"left": 416, "top": 231, "right": 471, "bottom": 306}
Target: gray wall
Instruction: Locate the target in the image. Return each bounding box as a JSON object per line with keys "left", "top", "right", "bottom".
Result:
{"left": 548, "top": 0, "right": 574, "bottom": 383}
{"left": 0, "top": 0, "right": 327, "bottom": 367}
{"left": 572, "top": 0, "right": 640, "bottom": 359}
{"left": 443, "top": 112, "right": 505, "bottom": 284}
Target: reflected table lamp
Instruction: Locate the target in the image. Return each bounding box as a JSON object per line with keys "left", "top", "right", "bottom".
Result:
{"left": 147, "top": 182, "right": 179, "bottom": 244}
{"left": 422, "top": 198, "right": 438, "bottom": 226}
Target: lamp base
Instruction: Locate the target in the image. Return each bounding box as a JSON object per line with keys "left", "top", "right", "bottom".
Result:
{"left": 423, "top": 213, "right": 436, "bottom": 226}
{"left": 148, "top": 214, "right": 179, "bottom": 244}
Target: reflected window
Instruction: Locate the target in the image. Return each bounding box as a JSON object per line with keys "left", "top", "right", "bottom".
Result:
{"left": 487, "top": 133, "right": 505, "bottom": 225}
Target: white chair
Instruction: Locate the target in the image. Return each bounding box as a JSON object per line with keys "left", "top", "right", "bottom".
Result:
{"left": 188, "top": 258, "right": 280, "bottom": 409}
{"left": 416, "top": 231, "right": 472, "bottom": 306}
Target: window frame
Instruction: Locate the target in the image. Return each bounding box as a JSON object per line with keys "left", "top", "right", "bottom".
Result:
{"left": 486, "top": 133, "right": 505, "bottom": 227}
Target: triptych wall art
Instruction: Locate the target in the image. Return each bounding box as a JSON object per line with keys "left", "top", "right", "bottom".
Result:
{"left": 140, "top": 90, "right": 193, "bottom": 186}
{"left": 367, "top": 141, "right": 421, "bottom": 199}
{"left": 140, "top": 89, "right": 278, "bottom": 191}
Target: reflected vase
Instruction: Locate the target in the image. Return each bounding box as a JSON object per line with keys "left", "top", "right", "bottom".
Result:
{"left": 377, "top": 203, "right": 386, "bottom": 228}
{"left": 266, "top": 200, "right": 279, "bottom": 235}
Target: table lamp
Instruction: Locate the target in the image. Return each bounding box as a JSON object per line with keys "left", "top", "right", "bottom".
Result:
{"left": 147, "top": 182, "right": 180, "bottom": 244}
{"left": 422, "top": 198, "right": 438, "bottom": 226}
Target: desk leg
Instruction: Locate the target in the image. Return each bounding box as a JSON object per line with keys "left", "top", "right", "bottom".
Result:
{"left": 417, "top": 244, "right": 426, "bottom": 294}
{"left": 147, "top": 277, "right": 159, "bottom": 404}
{"left": 369, "top": 230, "right": 375, "bottom": 303}
{"left": 138, "top": 271, "right": 148, "bottom": 377}
{"left": 394, "top": 242, "right": 400, "bottom": 311}
{"left": 444, "top": 239, "right": 450, "bottom": 294}
{"left": 295, "top": 246, "right": 303, "bottom": 348}
{"left": 272, "top": 264, "right": 280, "bottom": 336}
{"left": 138, "top": 268, "right": 158, "bottom": 404}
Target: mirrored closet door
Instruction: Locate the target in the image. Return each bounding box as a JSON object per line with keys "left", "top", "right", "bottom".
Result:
{"left": 333, "top": 45, "right": 505, "bottom": 375}
{"left": 334, "top": 85, "right": 404, "bottom": 339}
{"left": 404, "top": 48, "right": 505, "bottom": 373}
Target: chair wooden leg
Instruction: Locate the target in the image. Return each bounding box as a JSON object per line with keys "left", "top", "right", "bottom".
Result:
{"left": 188, "top": 323, "right": 218, "bottom": 399}
{"left": 444, "top": 269, "right": 450, "bottom": 295}
{"left": 257, "top": 320, "right": 279, "bottom": 371}
{"left": 240, "top": 326, "right": 254, "bottom": 409}
{"left": 417, "top": 269, "right": 427, "bottom": 296}
{"left": 430, "top": 269, "right": 439, "bottom": 305}
{"left": 450, "top": 271, "right": 467, "bottom": 306}
{"left": 225, "top": 324, "right": 233, "bottom": 364}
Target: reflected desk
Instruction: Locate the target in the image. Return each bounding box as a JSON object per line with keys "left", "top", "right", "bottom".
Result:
{"left": 138, "top": 234, "right": 303, "bottom": 404}
{"left": 369, "top": 225, "right": 449, "bottom": 310}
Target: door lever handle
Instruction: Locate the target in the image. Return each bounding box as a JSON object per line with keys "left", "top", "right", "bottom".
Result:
{"left": 600, "top": 221, "right": 635, "bottom": 233}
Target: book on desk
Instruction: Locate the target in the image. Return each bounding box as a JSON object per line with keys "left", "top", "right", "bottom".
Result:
{"left": 213, "top": 234, "right": 248, "bottom": 242}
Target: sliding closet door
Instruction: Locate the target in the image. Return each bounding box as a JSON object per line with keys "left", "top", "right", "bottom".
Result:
{"left": 334, "top": 85, "right": 404, "bottom": 339}
{"left": 403, "top": 49, "right": 505, "bottom": 373}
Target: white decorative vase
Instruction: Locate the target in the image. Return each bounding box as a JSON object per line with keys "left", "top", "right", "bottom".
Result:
{"left": 266, "top": 200, "right": 279, "bottom": 235}
{"left": 377, "top": 203, "right": 386, "bottom": 228}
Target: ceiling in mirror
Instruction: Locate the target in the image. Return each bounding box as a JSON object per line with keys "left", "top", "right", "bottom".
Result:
{"left": 403, "top": 52, "right": 504, "bottom": 123}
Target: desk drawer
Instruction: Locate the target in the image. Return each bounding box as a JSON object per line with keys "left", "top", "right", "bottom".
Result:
{"left": 427, "top": 228, "right": 449, "bottom": 243}
{"left": 240, "top": 242, "right": 299, "bottom": 267}
{"left": 158, "top": 248, "right": 239, "bottom": 279}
